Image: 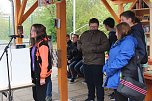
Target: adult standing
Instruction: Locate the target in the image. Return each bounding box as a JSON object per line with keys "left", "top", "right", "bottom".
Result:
{"left": 103, "top": 22, "right": 138, "bottom": 101}
{"left": 78, "top": 18, "right": 109, "bottom": 101}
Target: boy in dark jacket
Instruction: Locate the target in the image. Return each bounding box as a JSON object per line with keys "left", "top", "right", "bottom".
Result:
{"left": 103, "top": 17, "right": 117, "bottom": 48}
{"left": 66, "top": 34, "right": 73, "bottom": 78}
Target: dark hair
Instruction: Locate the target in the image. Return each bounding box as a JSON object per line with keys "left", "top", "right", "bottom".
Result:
{"left": 66, "top": 34, "right": 70, "bottom": 38}
{"left": 134, "top": 17, "right": 141, "bottom": 23}
{"left": 30, "top": 24, "right": 48, "bottom": 46}
{"left": 103, "top": 17, "right": 115, "bottom": 28}
{"left": 89, "top": 18, "right": 99, "bottom": 26}
{"left": 48, "top": 35, "right": 52, "bottom": 40}
{"left": 120, "top": 10, "right": 135, "bottom": 23}
{"left": 116, "top": 22, "right": 131, "bottom": 39}
{"left": 72, "top": 34, "right": 79, "bottom": 38}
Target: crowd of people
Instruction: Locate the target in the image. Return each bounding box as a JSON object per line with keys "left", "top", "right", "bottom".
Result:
{"left": 29, "top": 10, "right": 148, "bottom": 101}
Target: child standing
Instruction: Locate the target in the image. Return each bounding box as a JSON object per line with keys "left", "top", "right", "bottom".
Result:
{"left": 30, "top": 24, "right": 52, "bottom": 101}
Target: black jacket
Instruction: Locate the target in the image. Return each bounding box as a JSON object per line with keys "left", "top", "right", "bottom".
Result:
{"left": 70, "top": 42, "right": 82, "bottom": 63}
{"left": 131, "top": 23, "right": 147, "bottom": 64}
{"left": 108, "top": 31, "right": 117, "bottom": 48}
{"left": 67, "top": 40, "right": 73, "bottom": 60}
{"left": 30, "top": 40, "right": 52, "bottom": 84}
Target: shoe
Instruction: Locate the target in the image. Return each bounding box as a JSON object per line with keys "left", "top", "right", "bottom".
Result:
{"left": 82, "top": 80, "right": 87, "bottom": 85}
{"left": 70, "top": 78, "right": 75, "bottom": 83}
{"left": 45, "top": 96, "right": 52, "bottom": 101}
{"left": 85, "top": 98, "right": 94, "bottom": 101}
{"left": 110, "top": 96, "right": 115, "bottom": 101}
{"left": 109, "top": 92, "right": 115, "bottom": 101}
{"left": 108, "top": 92, "right": 114, "bottom": 96}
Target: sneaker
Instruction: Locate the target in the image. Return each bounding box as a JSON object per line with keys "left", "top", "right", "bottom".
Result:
{"left": 82, "top": 80, "right": 87, "bottom": 85}
{"left": 109, "top": 92, "right": 115, "bottom": 101}
{"left": 70, "top": 78, "right": 75, "bottom": 83}
{"left": 110, "top": 96, "right": 115, "bottom": 101}
{"left": 108, "top": 92, "right": 114, "bottom": 96}
{"left": 45, "top": 96, "right": 52, "bottom": 101}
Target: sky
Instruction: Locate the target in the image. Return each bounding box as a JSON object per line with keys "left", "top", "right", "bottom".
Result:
{"left": 0, "top": 0, "right": 11, "bottom": 14}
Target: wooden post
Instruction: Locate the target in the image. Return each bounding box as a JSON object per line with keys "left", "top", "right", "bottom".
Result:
{"left": 56, "top": 0, "right": 68, "bottom": 101}
{"left": 14, "top": 0, "right": 22, "bottom": 44}
{"left": 118, "top": 3, "right": 124, "bottom": 17}
{"left": 14, "top": 0, "right": 38, "bottom": 44}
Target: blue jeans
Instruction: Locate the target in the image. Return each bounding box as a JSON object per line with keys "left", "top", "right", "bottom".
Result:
{"left": 74, "top": 60, "right": 83, "bottom": 76}
{"left": 46, "top": 77, "right": 52, "bottom": 97}
{"left": 69, "top": 60, "right": 80, "bottom": 79}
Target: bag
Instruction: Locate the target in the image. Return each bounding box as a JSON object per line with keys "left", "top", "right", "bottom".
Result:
{"left": 117, "top": 77, "right": 147, "bottom": 101}
{"left": 140, "top": 51, "right": 148, "bottom": 64}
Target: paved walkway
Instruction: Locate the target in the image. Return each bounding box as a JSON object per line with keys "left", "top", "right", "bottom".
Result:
{"left": 1, "top": 67, "right": 112, "bottom": 101}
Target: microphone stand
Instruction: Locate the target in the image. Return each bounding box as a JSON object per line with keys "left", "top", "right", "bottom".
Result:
{"left": 0, "top": 37, "right": 14, "bottom": 101}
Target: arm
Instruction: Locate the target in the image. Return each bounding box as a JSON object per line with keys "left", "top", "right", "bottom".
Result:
{"left": 92, "top": 32, "right": 110, "bottom": 53}
{"left": 133, "top": 32, "right": 146, "bottom": 62}
{"left": 109, "top": 33, "right": 117, "bottom": 47}
{"left": 39, "top": 45, "right": 49, "bottom": 84}
{"left": 106, "top": 39, "right": 136, "bottom": 77}
{"left": 103, "top": 59, "right": 109, "bottom": 73}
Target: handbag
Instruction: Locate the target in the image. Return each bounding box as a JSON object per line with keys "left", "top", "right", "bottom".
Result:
{"left": 117, "top": 66, "right": 147, "bottom": 101}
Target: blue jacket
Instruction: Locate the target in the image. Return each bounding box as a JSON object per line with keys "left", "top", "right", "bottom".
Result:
{"left": 103, "top": 35, "right": 137, "bottom": 89}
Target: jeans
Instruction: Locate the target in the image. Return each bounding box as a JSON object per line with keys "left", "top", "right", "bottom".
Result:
{"left": 69, "top": 60, "right": 80, "bottom": 78}
{"left": 74, "top": 60, "right": 83, "bottom": 76}
{"left": 46, "top": 77, "right": 52, "bottom": 97}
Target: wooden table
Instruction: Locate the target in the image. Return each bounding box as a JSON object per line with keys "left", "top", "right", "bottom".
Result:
{"left": 144, "top": 71, "right": 152, "bottom": 101}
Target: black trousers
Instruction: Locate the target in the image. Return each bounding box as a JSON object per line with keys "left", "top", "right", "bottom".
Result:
{"left": 83, "top": 64, "right": 104, "bottom": 101}
{"left": 32, "top": 77, "right": 49, "bottom": 101}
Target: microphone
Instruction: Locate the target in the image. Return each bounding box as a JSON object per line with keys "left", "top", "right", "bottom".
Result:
{"left": 9, "top": 35, "right": 24, "bottom": 38}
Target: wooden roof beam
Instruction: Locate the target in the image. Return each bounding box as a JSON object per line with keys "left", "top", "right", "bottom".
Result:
{"left": 129, "top": 0, "right": 137, "bottom": 9}
{"left": 118, "top": 3, "right": 124, "bottom": 17}
{"left": 101, "top": 0, "right": 120, "bottom": 23}
{"left": 18, "top": 0, "right": 28, "bottom": 25}
{"left": 111, "top": 0, "right": 136, "bottom": 5}
{"left": 21, "top": 1, "right": 38, "bottom": 24}
{"left": 144, "top": 0, "right": 152, "bottom": 7}
{"left": 14, "top": 0, "right": 21, "bottom": 18}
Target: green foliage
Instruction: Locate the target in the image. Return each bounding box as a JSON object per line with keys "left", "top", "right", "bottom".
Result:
{"left": 0, "top": 0, "right": 132, "bottom": 42}
{"left": 0, "top": 14, "right": 11, "bottom": 41}
{"left": 66, "top": 0, "right": 118, "bottom": 35}
{"left": 22, "top": 0, "right": 119, "bottom": 40}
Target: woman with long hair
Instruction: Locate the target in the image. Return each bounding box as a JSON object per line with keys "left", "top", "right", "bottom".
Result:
{"left": 30, "top": 24, "right": 52, "bottom": 101}
{"left": 103, "top": 22, "right": 138, "bottom": 101}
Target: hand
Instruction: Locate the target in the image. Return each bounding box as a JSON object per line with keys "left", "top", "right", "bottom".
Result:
{"left": 144, "top": 68, "right": 148, "bottom": 72}
{"left": 40, "top": 79, "right": 45, "bottom": 85}
{"left": 68, "top": 60, "right": 71, "bottom": 63}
